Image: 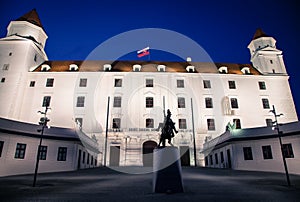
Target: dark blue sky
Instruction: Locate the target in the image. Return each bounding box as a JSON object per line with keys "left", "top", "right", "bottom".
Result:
{"left": 1, "top": 0, "right": 299, "bottom": 117}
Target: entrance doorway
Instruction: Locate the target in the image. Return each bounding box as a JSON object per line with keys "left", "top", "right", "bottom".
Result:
{"left": 142, "top": 141, "right": 157, "bottom": 166}
{"left": 180, "top": 146, "right": 190, "bottom": 166}
{"left": 110, "top": 146, "right": 120, "bottom": 166}
{"left": 77, "top": 149, "right": 82, "bottom": 169}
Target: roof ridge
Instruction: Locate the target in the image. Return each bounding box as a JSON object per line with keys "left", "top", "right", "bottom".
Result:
{"left": 252, "top": 28, "right": 270, "bottom": 40}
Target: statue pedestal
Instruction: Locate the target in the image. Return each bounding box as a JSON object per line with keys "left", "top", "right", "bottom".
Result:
{"left": 153, "top": 147, "right": 184, "bottom": 193}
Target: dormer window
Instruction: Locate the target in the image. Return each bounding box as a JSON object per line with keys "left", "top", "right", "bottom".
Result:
{"left": 133, "top": 64, "right": 141, "bottom": 72}
{"left": 218, "top": 66, "right": 228, "bottom": 74}
{"left": 241, "top": 67, "right": 250, "bottom": 74}
{"left": 41, "top": 64, "right": 51, "bottom": 71}
{"left": 157, "top": 64, "right": 166, "bottom": 72}
{"left": 69, "top": 64, "right": 78, "bottom": 71}
{"left": 103, "top": 64, "right": 112, "bottom": 71}
{"left": 186, "top": 65, "right": 195, "bottom": 73}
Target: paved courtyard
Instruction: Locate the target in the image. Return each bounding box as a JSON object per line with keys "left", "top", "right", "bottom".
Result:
{"left": 0, "top": 167, "right": 300, "bottom": 201}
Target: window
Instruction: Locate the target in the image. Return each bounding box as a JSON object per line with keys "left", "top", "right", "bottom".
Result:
{"left": 0, "top": 141, "right": 4, "bottom": 157}
{"left": 46, "top": 78, "right": 54, "bottom": 87}
{"left": 1, "top": 78, "right": 5, "bottom": 83}
{"left": 79, "top": 78, "right": 87, "bottom": 87}
{"left": 146, "top": 97, "right": 154, "bottom": 108}
{"left": 42, "top": 96, "right": 51, "bottom": 107}
{"left": 266, "top": 119, "right": 273, "bottom": 127}
{"left": 2, "top": 64, "right": 9, "bottom": 70}
{"left": 146, "top": 79, "right": 153, "bottom": 87}
{"left": 9, "top": 52, "right": 12, "bottom": 56}
{"left": 233, "top": 119, "right": 241, "bottom": 129}
{"left": 38, "top": 145, "right": 48, "bottom": 160}
{"left": 215, "top": 153, "right": 218, "bottom": 164}
{"left": 57, "top": 147, "right": 67, "bottom": 161}
{"left": 209, "top": 155, "right": 213, "bottom": 165}
{"left": 203, "top": 80, "right": 211, "bottom": 89}
{"left": 91, "top": 156, "right": 93, "bottom": 165}
{"left": 228, "top": 81, "right": 236, "bottom": 89}
{"left": 207, "top": 119, "right": 215, "bottom": 131}
{"left": 262, "top": 145, "right": 273, "bottom": 159}
{"left": 220, "top": 151, "right": 224, "bottom": 163}
{"left": 15, "top": 143, "right": 26, "bottom": 159}
{"left": 34, "top": 54, "right": 37, "bottom": 62}
{"left": 205, "top": 156, "right": 208, "bottom": 166}
{"left": 76, "top": 96, "right": 85, "bottom": 107}
{"left": 112, "top": 118, "right": 121, "bottom": 129}
{"left": 29, "top": 81, "right": 35, "bottom": 87}
{"left": 178, "top": 97, "right": 186, "bottom": 108}
{"left": 114, "top": 79, "right": 122, "bottom": 87}
{"left": 205, "top": 97, "right": 213, "bottom": 108}
{"left": 179, "top": 119, "right": 187, "bottom": 129}
{"left": 87, "top": 154, "right": 90, "bottom": 164}
{"left": 258, "top": 81, "right": 266, "bottom": 90}
{"left": 262, "top": 98, "right": 270, "bottom": 109}
{"left": 113, "top": 97, "right": 122, "bottom": 107}
{"left": 177, "top": 79, "right": 184, "bottom": 88}
{"left": 283, "top": 144, "right": 294, "bottom": 158}
{"left": 75, "top": 118, "right": 83, "bottom": 127}
{"left": 243, "top": 147, "right": 253, "bottom": 160}
{"left": 146, "top": 118, "right": 154, "bottom": 128}
{"left": 230, "top": 98, "right": 239, "bottom": 109}
{"left": 270, "top": 60, "right": 273, "bottom": 64}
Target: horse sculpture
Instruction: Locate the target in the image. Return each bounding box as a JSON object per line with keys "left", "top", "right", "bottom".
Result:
{"left": 157, "top": 109, "right": 178, "bottom": 147}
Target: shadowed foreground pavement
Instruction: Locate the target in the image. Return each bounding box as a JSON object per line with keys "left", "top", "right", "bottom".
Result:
{"left": 0, "top": 167, "right": 300, "bottom": 201}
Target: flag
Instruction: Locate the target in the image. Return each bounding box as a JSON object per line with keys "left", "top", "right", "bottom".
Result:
{"left": 137, "top": 47, "right": 150, "bottom": 58}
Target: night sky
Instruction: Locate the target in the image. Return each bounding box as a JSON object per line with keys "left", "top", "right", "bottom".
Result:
{"left": 1, "top": 0, "right": 299, "bottom": 117}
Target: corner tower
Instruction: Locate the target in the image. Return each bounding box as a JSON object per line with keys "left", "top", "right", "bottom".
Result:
{"left": 0, "top": 9, "right": 48, "bottom": 120}
{"left": 247, "top": 28, "right": 287, "bottom": 74}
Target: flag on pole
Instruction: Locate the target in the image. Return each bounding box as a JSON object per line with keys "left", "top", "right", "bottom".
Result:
{"left": 137, "top": 47, "right": 150, "bottom": 58}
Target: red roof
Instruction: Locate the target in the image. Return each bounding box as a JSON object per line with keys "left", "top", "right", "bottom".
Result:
{"left": 15, "top": 9, "right": 44, "bottom": 29}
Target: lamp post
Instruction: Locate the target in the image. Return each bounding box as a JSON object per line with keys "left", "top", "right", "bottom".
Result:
{"left": 33, "top": 104, "right": 50, "bottom": 187}
{"left": 270, "top": 105, "right": 291, "bottom": 187}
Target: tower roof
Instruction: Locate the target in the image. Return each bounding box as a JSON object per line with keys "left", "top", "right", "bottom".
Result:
{"left": 252, "top": 28, "right": 270, "bottom": 40}
{"left": 15, "top": 9, "right": 43, "bottom": 29}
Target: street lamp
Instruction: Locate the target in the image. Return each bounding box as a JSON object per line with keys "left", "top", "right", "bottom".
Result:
{"left": 33, "top": 104, "right": 50, "bottom": 187}
{"left": 270, "top": 105, "right": 291, "bottom": 187}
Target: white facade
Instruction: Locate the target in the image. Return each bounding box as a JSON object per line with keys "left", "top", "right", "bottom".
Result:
{"left": 202, "top": 122, "right": 300, "bottom": 174}
{"left": 0, "top": 10, "right": 298, "bottom": 168}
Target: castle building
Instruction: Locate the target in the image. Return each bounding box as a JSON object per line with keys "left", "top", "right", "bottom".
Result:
{"left": 0, "top": 10, "right": 299, "bottom": 175}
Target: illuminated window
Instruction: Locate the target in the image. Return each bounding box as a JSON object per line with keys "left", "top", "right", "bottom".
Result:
{"left": 29, "top": 81, "right": 35, "bottom": 87}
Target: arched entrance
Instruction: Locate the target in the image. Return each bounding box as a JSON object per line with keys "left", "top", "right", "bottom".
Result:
{"left": 142, "top": 141, "right": 157, "bottom": 167}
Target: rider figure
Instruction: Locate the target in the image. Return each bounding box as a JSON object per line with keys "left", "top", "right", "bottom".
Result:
{"left": 157, "top": 109, "right": 178, "bottom": 147}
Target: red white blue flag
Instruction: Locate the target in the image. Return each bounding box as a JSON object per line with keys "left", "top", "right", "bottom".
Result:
{"left": 137, "top": 47, "right": 150, "bottom": 58}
